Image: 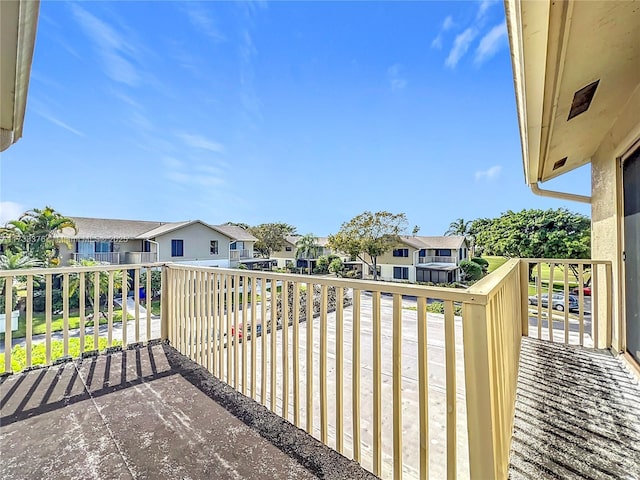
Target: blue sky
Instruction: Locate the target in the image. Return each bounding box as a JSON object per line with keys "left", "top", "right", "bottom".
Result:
{"left": 0, "top": 0, "right": 591, "bottom": 236}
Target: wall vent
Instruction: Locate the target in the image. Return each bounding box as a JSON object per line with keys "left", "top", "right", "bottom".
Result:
{"left": 567, "top": 80, "right": 599, "bottom": 120}
{"left": 553, "top": 157, "right": 568, "bottom": 170}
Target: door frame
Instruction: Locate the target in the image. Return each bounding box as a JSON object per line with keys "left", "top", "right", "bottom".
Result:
{"left": 618, "top": 137, "right": 640, "bottom": 367}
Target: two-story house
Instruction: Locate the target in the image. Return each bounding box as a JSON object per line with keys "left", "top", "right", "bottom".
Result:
{"left": 57, "top": 217, "right": 256, "bottom": 268}
{"left": 365, "top": 235, "right": 469, "bottom": 284}
{"left": 271, "top": 235, "right": 347, "bottom": 271}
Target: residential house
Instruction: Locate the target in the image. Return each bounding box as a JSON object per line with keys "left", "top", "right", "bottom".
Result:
{"left": 364, "top": 235, "right": 469, "bottom": 284}
{"left": 57, "top": 217, "right": 257, "bottom": 268}
{"left": 506, "top": 0, "right": 639, "bottom": 366}
{"left": 271, "top": 235, "right": 347, "bottom": 271}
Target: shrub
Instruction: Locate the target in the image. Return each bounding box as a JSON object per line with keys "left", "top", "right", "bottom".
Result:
{"left": 470, "top": 257, "right": 489, "bottom": 273}
{"left": 460, "top": 260, "right": 483, "bottom": 281}
{"left": 315, "top": 256, "right": 330, "bottom": 274}
{"left": 329, "top": 258, "right": 344, "bottom": 276}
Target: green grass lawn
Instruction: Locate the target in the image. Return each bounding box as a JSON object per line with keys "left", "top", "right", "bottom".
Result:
{"left": 1, "top": 337, "right": 122, "bottom": 374}
{"left": 484, "top": 255, "right": 588, "bottom": 294}
{"left": 0, "top": 308, "right": 132, "bottom": 341}
{"left": 485, "top": 256, "right": 509, "bottom": 273}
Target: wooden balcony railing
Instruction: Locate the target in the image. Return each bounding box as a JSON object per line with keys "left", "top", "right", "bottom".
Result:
{"left": 0, "top": 257, "right": 613, "bottom": 479}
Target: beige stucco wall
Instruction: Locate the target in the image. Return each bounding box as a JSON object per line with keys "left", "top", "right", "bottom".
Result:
{"left": 155, "top": 222, "right": 231, "bottom": 266}
{"left": 376, "top": 246, "right": 417, "bottom": 266}
{"left": 590, "top": 87, "right": 640, "bottom": 351}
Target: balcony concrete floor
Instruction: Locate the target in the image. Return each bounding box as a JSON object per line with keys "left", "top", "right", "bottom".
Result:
{"left": 0, "top": 344, "right": 377, "bottom": 480}
{"left": 509, "top": 337, "right": 640, "bottom": 480}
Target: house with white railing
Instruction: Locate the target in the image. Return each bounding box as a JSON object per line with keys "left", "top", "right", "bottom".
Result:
{"left": 56, "top": 217, "right": 256, "bottom": 268}
{"left": 367, "top": 235, "right": 469, "bottom": 284}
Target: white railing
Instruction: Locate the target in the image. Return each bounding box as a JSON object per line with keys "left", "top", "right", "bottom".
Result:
{"left": 1, "top": 263, "right": 165, "bottom": 375}
{"left": 73, "top": 252, "right": 121, "bottom": 264}
{"left": 123, "top": 251, "right": 158, "bottom": 264}
{"left": 230, "top": 249, "right": 252, "bottom": 261}
{"left": 521, "top": 259, "right": 613, "bottom": 349}
{"left": 0, "top": 257, "right": 614, "bottom": 479}
{"left": 419, "top": 255, "right": 456, "bottom": 264}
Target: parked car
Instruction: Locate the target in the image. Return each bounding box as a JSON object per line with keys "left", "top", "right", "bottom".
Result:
{"left": 231, "top": 322, "right": 262, "bottom": 340}
{"left": 528, "top": 293, "right": 579, "bottom": 312}
{"left": 571, "top": 285, "right": 592, "bottom": 296}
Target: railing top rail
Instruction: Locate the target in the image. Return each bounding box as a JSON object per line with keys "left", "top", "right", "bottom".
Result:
{"left": 519, "top": 258, "right": 612, "bottom": 265}
{"left": 0, "top": 262, "right": 165, "bottom": 277}
{"left": 466, "top": 258, "right": 521, "bottom": 297}
{"left": 165, "top": 262, "right": 488, "bottom": 304}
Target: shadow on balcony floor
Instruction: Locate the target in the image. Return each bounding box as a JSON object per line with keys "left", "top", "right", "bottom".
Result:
{"left": 509, "top": 337, "right": 640, "bottom": 480}
{"left": 0, "top": 344, "right": 377, "bottom": 480}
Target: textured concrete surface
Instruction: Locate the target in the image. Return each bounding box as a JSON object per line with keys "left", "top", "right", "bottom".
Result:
{"left": 0, "top": 344, "right": 377, "bottom": 480}
{"left": 509, "top": 338, "right": 640, "bottom": 480}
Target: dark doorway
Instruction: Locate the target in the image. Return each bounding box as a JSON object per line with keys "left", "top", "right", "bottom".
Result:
{"left": 623, "top": 148, "right": 640, "bottom": 364}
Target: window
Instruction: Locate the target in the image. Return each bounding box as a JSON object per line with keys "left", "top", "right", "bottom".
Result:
{"left": 143, "top": 240, "right": 151, "bottom": 253}
{"left": 285, "top": 246, "right": 292, "bottom": 252}
{"left": 435, "top": 249, "right": 452, "bottom": 257}
{"left": 230, "top": 241, "right": 244, "bottom": 251}
{"left": 171, "top": 239, "right": 184, "bottom": 257}
{"left": 419, "top": 249, "right": 426, "bottom": 257}
{"left": 210, "top": 240, "right": 218, "bottom": 255}
{"left": 393, "top": 266, "right": 409, "bottom": 280}
{"left": 393, "top": 248, "right": 409, "bottom": 257}
{"left": 95, "top": 241, "right": 111, "bottom": 253}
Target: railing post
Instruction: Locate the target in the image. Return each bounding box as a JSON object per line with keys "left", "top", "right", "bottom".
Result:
{"left": 462, "top": 301, "right": 499, "bottom": 480}
{"left": 519, "top": 260, "right": 529, "bottom": 336}
{"left": 161, "top": 265, "right": 170, "bottom": 341}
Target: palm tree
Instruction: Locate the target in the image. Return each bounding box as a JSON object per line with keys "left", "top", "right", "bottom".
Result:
{"left": 1, "top": 206, "right": 76, "bottom": 265}
{"left": 68, "top": 259, "right": 126, "bottom": 312}
{"left": 444, "top": 218, "right": 471, "bottom": 236}
{"left": 296, "top": 234, "right": 319, "bottom": 260}
{"left": 0, "top": 250, "right": 42, "bottom": 312}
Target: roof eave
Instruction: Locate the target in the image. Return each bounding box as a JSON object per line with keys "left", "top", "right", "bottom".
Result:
{"left": 0, "top": 0, "right": 39, "bottom": 152}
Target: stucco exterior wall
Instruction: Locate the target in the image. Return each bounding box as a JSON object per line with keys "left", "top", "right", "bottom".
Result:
{"left": 590, "top": 88, "right": 640, "bottom": 351}
{"left": 155, "top": 223, "right": 231, "bottom": 266}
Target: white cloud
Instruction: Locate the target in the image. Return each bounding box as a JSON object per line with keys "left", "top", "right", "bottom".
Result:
{"left": 431, "top": 15, "right": 454, "bottom": 49}
{"left": 387, "top": 64, "right": 407, "bottom": 91}
{"left": 183, "top": 3, "right": 226, "bottom": 42}
{"left": 475, "top": 21, "right": 507, "bottom": 65}
{"left": 445, "top": 28, "right": 478, "bottom": 68}
{"left": 34, "top": 110, "right": 84, "bottom": 137}
{"left": 70, "top": 5, "right": 141, "bottom": 86}
{"left": 0, "top": 202, "right": 26, "bottom": 225}
{"left": 477, "top": 0, "right": 499, "bottom": 20}
{"left": 177, "top": 133, "right": 225, "bottom": 153}
{"left": 475, "top": 165, "right": 502, "bottom": 181}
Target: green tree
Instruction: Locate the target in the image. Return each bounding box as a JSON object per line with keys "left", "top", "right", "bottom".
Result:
{"left": 140, "top": 269, "right": 162, "bottom": 298}
{"left": 328, "top": 211, "right": 408, "bottom": 281}
{"left": 223, "top": 221, "right": 251, "bottom": 230}
{"left": 296, "top": 233, "right": 319, "bottom": 259}
{"left": 0, "top": 206, "right": 76, "bottom": 266}
{"left": 0, "top": 250, "right": 42, "bottom": 312}
{"left": 68, "top": 259, "right": 126, "bottom": 310}
{"left": 445, "top": 218, "right": 471, "bottom": 236}
{"left": 473, "top": 208, "right": 591, "bottom": 280}
{"left": 249, "top": 222, "right": 297, "bottom": 258}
